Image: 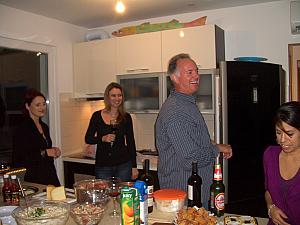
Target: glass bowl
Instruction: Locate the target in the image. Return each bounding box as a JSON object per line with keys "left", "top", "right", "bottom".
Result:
{"left": 12, "top": 200, "right": 70, "bottom": 225}
{"left": 73, "top": 179, "right": 110, "bottom": 204}
{"left": 70, "top": 202, "right": 106, "bottom": 225}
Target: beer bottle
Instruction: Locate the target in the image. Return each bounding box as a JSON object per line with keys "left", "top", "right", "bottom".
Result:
{"left": 210, "top": 156, "right": 225, "bottom": 217}
{"left": 140, "top": 159, "right": 154, "bottom": 213}
{"left": 2, "top": 174, "right": 11, "bottom": 203}
{"left": 187, "top": 161, "right": 202, "bottom": 208}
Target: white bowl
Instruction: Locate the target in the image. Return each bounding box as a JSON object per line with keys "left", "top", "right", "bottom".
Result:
{"left": 0, "top": 206, "right": 18, "bottom": 225}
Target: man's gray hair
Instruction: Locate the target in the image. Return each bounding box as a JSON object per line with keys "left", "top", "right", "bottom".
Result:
{"left": 167, "top": 53, "right": 191, "bottom": 77}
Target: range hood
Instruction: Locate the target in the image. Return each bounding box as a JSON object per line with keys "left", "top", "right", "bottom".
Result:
{"left": 72, "top": 92, "right": 104, "bottom": 100}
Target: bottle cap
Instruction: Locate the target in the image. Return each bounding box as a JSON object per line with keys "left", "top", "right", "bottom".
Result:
{"left": 133, "top": 180, "right": 147, "bottom": 196}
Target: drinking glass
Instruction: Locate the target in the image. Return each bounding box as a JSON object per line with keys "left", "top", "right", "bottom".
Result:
{"left": 110, "top": 119, "right": 118, "bottom": 147}
{"left": 108, "top": 176, "right": 122, "bottom": 217}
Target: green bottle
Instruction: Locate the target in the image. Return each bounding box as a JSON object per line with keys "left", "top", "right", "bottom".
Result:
{"left": 210, "top": 156, "right": 225, "bottom": 217}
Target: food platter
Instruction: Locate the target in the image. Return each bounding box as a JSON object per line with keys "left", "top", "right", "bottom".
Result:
{"left": 223, "top": 215, "right": 258, "bottom": 225}
{"left": 174, "top": 207, "right": 218, "bottom": 225}
{"left": 173, "top": 207, "right": 258, "bottom": 225}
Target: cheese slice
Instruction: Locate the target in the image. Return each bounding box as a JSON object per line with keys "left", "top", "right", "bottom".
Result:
{"left": 50, "top": 186, "right": 66, "bottom": 201}
{"left": 46, "top": 185, "right": 55, "bottom": 200}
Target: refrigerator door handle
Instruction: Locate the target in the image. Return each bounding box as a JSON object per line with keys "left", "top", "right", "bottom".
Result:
{"left": 215, "top": 74, "right": 221, "bottom": 144}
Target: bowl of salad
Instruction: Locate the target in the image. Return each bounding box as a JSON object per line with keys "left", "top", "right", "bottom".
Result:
{"left": 12, "top": 200, "right": 70, "bottom": 225}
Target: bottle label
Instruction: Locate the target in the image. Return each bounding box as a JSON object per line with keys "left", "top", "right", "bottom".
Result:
{"left": 11, "top": 191, "right": 20, "bottom": 205}
{"left": 188, "top": 185, "right": 193, "bottom": 200}
{"left": 147, "top": 185, "right": 154, "bottom": 207}
{"left": 215, "top": 193, "right": 225, "bottom": 210}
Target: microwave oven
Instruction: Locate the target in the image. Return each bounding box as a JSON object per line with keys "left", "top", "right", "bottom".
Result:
{"left": 117, "top": 73, "right": 163, "bottom": 113}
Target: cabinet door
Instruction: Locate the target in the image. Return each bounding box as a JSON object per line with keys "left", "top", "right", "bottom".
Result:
{"left": 73, "top": 42, "right": 90, "bottom": 96}
{"left": 89, "top": 39, "right": 116, "bottom": 94}
{"left": 73, "top": 39, "right": 116, "bottom": 97}
{"left": 116, "top": 32, "right": 162, "bottom": 74}
{"left": 162, "top": 25, "right": 216, "bottom": 71}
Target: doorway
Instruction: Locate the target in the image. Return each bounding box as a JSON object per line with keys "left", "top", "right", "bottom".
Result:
{"left": 0, "top": 47, "right": 49, "bottom": 167}
{"left": 288, "top": 43, "right": 300, "bottom": 101}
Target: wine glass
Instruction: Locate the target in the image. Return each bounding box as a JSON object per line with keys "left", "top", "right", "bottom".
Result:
{"left": 108, "top": 176, "right": 122, "bottom": 217}
{"left": 110, "top": 119, "right": 118, "bottom": 147}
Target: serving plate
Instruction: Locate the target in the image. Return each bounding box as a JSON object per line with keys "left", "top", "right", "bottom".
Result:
{"left": 22, "top": 185, "right": 39, "bottom": 196}
{"left": 234, "top": 57, "right": 267, "bottom": 62}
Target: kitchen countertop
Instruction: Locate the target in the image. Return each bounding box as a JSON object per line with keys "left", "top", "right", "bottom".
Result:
{"left": 63, "top": 151, "right": 158, "bottom": 171}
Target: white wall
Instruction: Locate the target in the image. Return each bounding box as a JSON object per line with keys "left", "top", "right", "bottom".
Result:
{"left": 0, "top": 4, "right": 87, "bottom": 93}
{"left": 99, "top": 0, "right": 300, "bottom": 88}
{"left": 0, "top": 4, "right": 87, "bottom": 183}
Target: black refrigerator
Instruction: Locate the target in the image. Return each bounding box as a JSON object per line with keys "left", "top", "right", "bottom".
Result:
{"left": 220, "top": 61, "right": 285, "bottom": 217}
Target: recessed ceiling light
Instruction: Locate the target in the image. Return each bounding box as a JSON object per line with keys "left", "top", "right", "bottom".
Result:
{"left": 115, "top": 0, "right": 126, "bottom": 14}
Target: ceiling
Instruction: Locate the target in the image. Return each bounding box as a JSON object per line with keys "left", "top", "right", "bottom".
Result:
{"left": 0, "top": 0, "right": 280, "bottom": 29}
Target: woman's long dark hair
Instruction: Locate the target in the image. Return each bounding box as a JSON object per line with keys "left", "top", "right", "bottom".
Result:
{"left": 274, "top": 101, "right": 300, "bottom": 130}
{"left": 23, "top": 88, "right": 46, "bottom": 116}
{"left": 103, "top": 82, "right": 126, "bottom": 122}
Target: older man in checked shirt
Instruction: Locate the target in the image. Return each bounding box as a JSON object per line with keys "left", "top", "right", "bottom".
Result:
{"left": 155, "top": 53, "right": 232, "bottom": 209}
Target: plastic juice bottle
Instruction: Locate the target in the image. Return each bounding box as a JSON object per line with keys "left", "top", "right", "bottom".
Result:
{"left": 134, "top": 180, "right": 148, "bottom": 225}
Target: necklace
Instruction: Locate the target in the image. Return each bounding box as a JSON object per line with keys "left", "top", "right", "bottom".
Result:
{"left": 108, "top": 110, "right": 118, "bottom": 119}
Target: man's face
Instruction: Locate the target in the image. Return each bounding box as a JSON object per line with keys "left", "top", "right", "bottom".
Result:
{"left": 171, "top": 58, "right": 199, "bottom": 95}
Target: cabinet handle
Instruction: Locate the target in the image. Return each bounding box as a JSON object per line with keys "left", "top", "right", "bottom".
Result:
{"left": 126, "top": 68, "right": 149, "bottom": 73}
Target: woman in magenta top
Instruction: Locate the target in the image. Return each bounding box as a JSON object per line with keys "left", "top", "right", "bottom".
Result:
{"left": 263, "top": 101, "right": 300, "bottom": 225}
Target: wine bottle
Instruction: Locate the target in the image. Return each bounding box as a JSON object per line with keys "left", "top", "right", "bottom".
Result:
{"left": 187, "top": 161, "right": 202, "bottom": 208}
{"left": 210, "top": 156, "right": 225, "bottom": 217}
{"left": 140, "top": 159, "right": 154, "bottom": 213}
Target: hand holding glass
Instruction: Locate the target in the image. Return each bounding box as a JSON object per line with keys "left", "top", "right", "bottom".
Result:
{"left": 110, "top": 119, "right": 118, "bottom": 147}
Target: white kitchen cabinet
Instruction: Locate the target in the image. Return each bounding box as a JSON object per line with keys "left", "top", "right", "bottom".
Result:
{"left": 161, "top": 24, "right": 224, "bottom": 71}
{"left": 116, "top": 32, "right": 162, "bottom": 75}
{"left": 73, "top": 38, "right": 116, "bottom": 97}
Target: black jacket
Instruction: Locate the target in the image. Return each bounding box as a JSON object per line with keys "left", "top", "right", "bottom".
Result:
{"left": 12, "top": 116, "right": 60, "bottom": 186}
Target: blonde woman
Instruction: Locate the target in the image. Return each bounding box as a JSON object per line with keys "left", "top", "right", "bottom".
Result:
{"left": 85, "top": 82, "right": 138, "bottom": 181}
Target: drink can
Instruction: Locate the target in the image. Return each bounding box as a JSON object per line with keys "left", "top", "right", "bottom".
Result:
{"left": 121, "top": 186, "right": 140, "bottom": 225}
